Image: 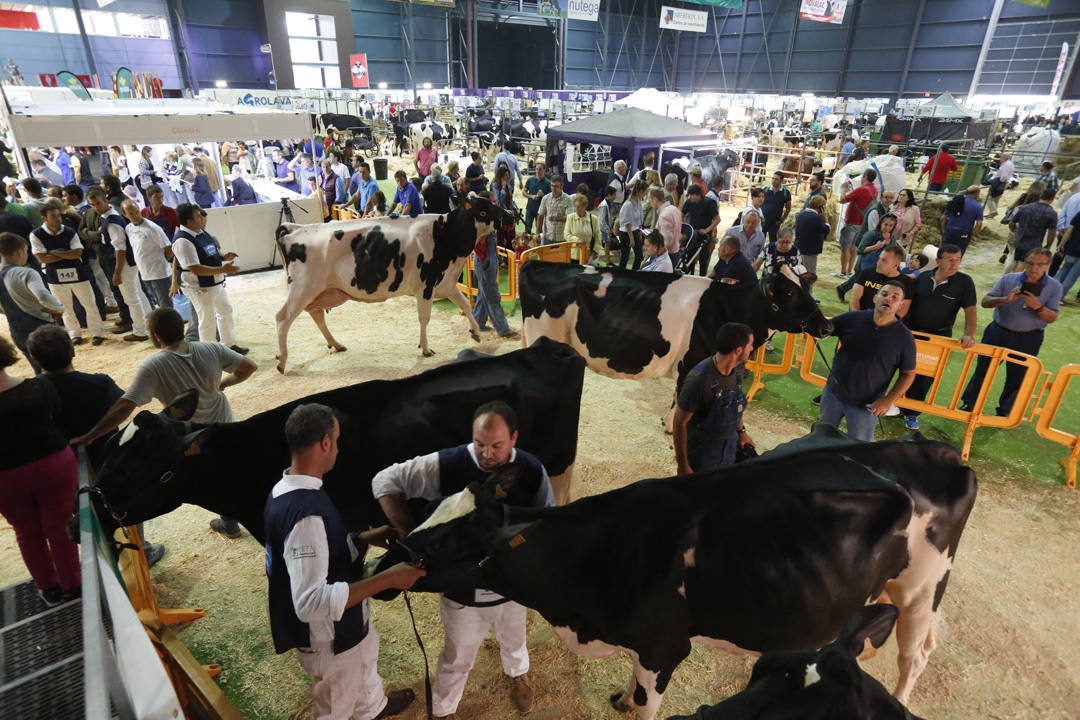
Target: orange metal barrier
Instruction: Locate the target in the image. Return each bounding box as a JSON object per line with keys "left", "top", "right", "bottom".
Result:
{"left": 793, "top": 332, "right": 1047, "bottom": 461}
{"left": 456, "top": 246, "right": 519, "bottom": 307}
{"left": 519, "top": 240, "right": 589, "bottom": 266}
{"left": 1034, "top": 364, "right": 1080, "bottom": 489}
{"left": 745, "top": 332, "right": 800, "bottom": 401}
{"left": 116, "top": 525, "right": 206, "bottom": 625}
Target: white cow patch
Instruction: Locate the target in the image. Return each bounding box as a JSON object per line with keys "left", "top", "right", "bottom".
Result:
{"left": 117, "top": 422, "right": 138, "bottom": 447}
{"left": 595, "top": 273, "right": 614, "bottom": 298}
{"left": 412, "top": 488, "right": 476, "bottom": 533}
{"left": 779, "top": 262, "right": 801, "bottom": 286}
{"left": 552, "top": 625, "right": 621, "bottom": 659}
{"left": 683, "top": 547, "right": 696, "bottom": 568}
{"left": 804, "top": 662, "right": 821, "bottom": 688}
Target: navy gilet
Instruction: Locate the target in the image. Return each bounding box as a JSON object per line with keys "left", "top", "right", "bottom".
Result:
{"left": 101, "top": 212, "right": 136, "bottom": 267}
{"left": 35, "top": 226, "right": 89, "bottom": 284}
{"left": 264, "top": 488, "right": 368, "bottom": 655}
{"left": 175, "top": 228, "right": 224, "bottom": 287}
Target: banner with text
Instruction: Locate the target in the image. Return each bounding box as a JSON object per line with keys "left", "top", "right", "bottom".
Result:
{"left": 568, "top": 0, "right": 600, "bottom": 21}
{"left": 660, "top": 5, "right": 708, "bottom": 32}
{"left": 798, "top": 0, "right": 847, "bottom": 24}
{"left": 350, "top": 53, "right": 369, "bottom": 89}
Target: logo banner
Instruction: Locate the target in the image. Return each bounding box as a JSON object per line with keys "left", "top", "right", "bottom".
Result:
{"left": 115, "top": 66, "right": 133, "bottom": 98}
{"left": 538, "top": 0, "right": 565, "bottom": 18}
{"left": 57, "top": 70, "right": 92, "bottom": 100}
{"left": 660, "top": 5, "right": 708, "bottom": 33}
{"left": 798, "top": 0, "right": 847, "bottom": 25}
{"left": 350, "top": 53, "right": 370, "bottom": 89}
{"left": 568, "top": 0, "right": 600, "bottom": 21}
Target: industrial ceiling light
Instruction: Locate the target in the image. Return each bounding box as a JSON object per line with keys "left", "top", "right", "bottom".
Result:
{"left": 215, "top": 79, "right": 228, "bottom": 88}
{"left": 422, "top": 82, "right": 432, "bottom": 89}
{"left": 378, "top": 82, "right": 388, "bottom": 89}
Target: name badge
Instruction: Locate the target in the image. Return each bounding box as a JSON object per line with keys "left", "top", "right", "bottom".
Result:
{"left": 56, "top": 267, "right": 79, "bottom": 283}
{"left": 204, "top": 244, "right": 219, "bottom": 257}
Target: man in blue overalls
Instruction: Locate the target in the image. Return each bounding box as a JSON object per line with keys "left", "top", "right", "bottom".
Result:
{"left": 673, "top": 322, "right": 757, "bottom": 474}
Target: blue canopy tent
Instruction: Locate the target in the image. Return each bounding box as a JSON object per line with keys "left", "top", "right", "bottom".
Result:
{"left": 544, "top": 107, "right": 713, "bottom": 193}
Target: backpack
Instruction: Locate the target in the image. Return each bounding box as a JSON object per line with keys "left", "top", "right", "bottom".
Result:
{"left": 945, "top": 194, "right": 965, "bottom": 217}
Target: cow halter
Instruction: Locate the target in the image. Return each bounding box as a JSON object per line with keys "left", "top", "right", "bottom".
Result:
{"left": 757, "top": 276, "right": 810, "bottom": 332}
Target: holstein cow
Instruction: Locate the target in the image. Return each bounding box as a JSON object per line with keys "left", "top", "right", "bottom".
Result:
{"left": 409, "top": 120, "right": 456, "bottom": 150}
{"left": 87, "top": 339, "right": 585, "bottom": 544}
{"left": 374, "top": 424, "right": 976, "bottom": 720}
{"left": 667, "top": 605, "right": 924, "bottom": 720}
{"left": 273, "top": 198, "right": 510, "bottom": 373}
{"left": 519, "top": 261, "right": 832, "bottom": 389}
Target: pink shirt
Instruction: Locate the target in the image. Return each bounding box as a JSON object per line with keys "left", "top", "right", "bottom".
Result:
{"left": 417, "top": 147, "right": 438, "bottom": 175}
{"left": 656, "top": 202, "right": 683, "bottom": 254}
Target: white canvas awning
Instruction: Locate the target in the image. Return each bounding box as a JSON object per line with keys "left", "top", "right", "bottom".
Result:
{"left": 2, "top": 97, "right": 311, "bottom": 147}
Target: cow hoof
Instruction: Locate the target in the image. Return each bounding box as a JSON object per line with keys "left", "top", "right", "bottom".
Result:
{"left": 470, "top": 330, "right": 481, "bottom": 342}
{"left": 276, "top": 362, "right": 285, "bottom": 374}
{"left": 422, "top": 348, "right": 436, "bottom": 357}
{"left": 609, "top": 692, "right": 634, "bottom": 713}
{"left": 328, "top": 344, "right": 347, "bottom": 353}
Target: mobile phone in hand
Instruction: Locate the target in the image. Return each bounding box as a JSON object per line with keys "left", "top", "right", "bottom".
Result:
{"left": 1020, "top": 281, "right": 1042, "bottom": 297}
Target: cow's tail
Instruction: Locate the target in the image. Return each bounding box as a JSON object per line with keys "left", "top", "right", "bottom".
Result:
{"left": 275, "top": 225, "right": 291, "bottom": 256}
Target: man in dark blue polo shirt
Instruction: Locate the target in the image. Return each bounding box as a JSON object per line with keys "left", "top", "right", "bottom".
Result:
{"left": 960, "top": 247, "right": 1061, "bottom": 417}
{"left": 820, "top": 280, "right": 917, "bottom": 441}
{"left": 938, "top": 186, "right": 984, "bottom": 255}
{"left": 901, "top": 244, "right": 978, "bottom": 429}
{"left": 388, "top": 171, "right": 423, "bottom": 218}
{"left": 760, "top": 171, "right": 791, "bottom": 244}
{"left": 708, "top": 235, "right": 757, "bottom": 286}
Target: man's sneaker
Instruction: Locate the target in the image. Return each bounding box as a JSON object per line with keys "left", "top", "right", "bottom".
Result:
{"left": 836, "top": 286, "right": 845, "bottom": 302}
{"left": 92, "top": 336, "right": 106, "bottom": 346}
{"left": 885, "top": 404, "right": 902, "bottom": 417}
{"left": 510, "top": 674, "right": 535, "bottom": 713}
{"left": 72, "top": 337, "right": 86, "bottom": 346}
{"left": 123, "top": 333, "right": 149, "bottom": 342}
{"left": 209, "top": 518, "right": 243, "bottom": 539}
{"left": 905, "top": 415, "right": 920, "bottom": 431}
{"left": 144, "top": 544, "right": 166, "bottom": 568}
{"left": 60, "top": 586, "right": 82, "bottom": 603}
{"left": 811, "top": 393, "right": 822, "bottom": 406}
{"left": 831, "top": 271, "right": 846, "bottom": 277}
{"left": 499, "top": 330, "right": 521, "bottom": 340}
{"left": 375, "top": 688, "right": 416, "bottom": 718}
{"left": 229, "top": 345, "right": 250, "bottom": 355}
{"left": 110, "top": 323, "right": 132, "bottom": 334}
{"left": 39, "top": 585, "right": 64, "bottom": 608}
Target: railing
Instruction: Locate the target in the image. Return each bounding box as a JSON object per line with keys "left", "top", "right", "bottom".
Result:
{"left": 456, "top": 246, "right": 519, "bottom": 306}
{"left": 1034, "top": 364, "right": 1080, "bottom": 489}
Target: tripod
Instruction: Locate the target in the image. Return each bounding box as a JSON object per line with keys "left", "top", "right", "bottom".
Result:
{"left": 269, "top": 197, "right": 310, "bottom": 268}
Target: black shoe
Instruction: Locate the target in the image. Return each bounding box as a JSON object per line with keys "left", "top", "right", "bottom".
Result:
{"left": 375, "top": 688, "right": 416, "bottom": 718}
{"left": 92, "top": 336, "right": 106, "bottom": 346}
{"left": 72, "top": 337, "right": 86, "bottom": 346}
{"left": 145, "top": 544, "right": 166, "bottom": 568}
{"left": 959, "top": 402, "right": 973, "bottom": 412}
{"left": 229, "top": 344, "right": 250, "bottom": 355}
{"left": 209, "top": 518, "right": 243, "bottom": 539}
{"left": 60, "top": 586, "right": 82, "bottom": 603}
{"left": 39, "top": 585, "right": 64, "bottom": 607}
{"left": 110, "top": 323, "right": 132, "bottom": 335}
{"left": 836, "top": 286, "right": 845, "bottom": 302}
{"left": 812, "top": 393, "right": 822, "bottom": 406}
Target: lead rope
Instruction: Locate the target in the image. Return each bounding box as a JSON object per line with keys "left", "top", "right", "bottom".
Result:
{"left": 402, "top": 590, "right": 433, "bottom": 720}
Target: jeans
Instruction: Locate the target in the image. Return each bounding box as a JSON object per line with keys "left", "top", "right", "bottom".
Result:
{"left": 1054, "top": 255, "right": 1080, "bottom": 296}
{"left": 943, "top": 228, "right": 972, "bottom": 255}
{"left": 524, "top": 203, "right": 540, "bottom": 235}
{"left": 472, "top": 237, "right": 511, "bottom": 335}
{"left": 838, "top": 253, "right": 878, "bottom": 295}
{"left": 618, "top": 230, "right": 643, "bottom": 270}
{"left": 902, "top": 373, "right": 935, "bottom": 419}
{"left": 928, "top": 182, "right": 945, "bottom": 192}
{"left": 961, "top": 321, "right": 1043, "bottom": 416}
{"left": 819, "top": 383, "right": 878, "bottom": 441}
{"left": 697, "top": 240, "right": 715, "bottom": 276}
{"left": 763, "top": 221, "right": 779, "bottom": 245}
{"left": 144, "top": 277, "right": 174, "bottom": 309}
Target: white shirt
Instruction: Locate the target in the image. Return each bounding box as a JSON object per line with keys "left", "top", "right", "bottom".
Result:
{"left": 126, "top": 220, "right": 172, "bottom": 280}
{"left": 29, "top": 224, "right": 82, "bottom": 256}
{"left": 172, "top": 229, "right": 223, "bottom": 287}
{"left": 332, "top": 162, "right": 349, "bottom": 183}
{"left": 641, "top": 252, "right": 673, "bottom": 273}
{"left": 271, "top": 472, "right": 366, "bottom": 644}
{"left": 100, "top": 207, "right": 130, "bottom": 255}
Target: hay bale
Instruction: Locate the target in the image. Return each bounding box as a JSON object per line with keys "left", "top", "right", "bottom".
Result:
{"left": 1059, "top": 136, "right": 1079, "bottom": 181}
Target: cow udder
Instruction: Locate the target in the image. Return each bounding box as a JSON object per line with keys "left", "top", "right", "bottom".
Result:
{"left": 306, "top": 288, "right": 351, "bottom": 311}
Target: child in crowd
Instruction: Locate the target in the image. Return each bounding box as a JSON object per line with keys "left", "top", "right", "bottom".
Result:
{"left": 903, "top": 253, "right": 928, "bottom": 277}
{"left": 640, "top": 232, "right": 673, "bottom": 273}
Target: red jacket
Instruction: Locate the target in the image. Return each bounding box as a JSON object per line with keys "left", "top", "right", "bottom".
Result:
{"left": 922, "top": 152, "right": 958, "bottom": 184}
{"left": 842, "top": 182, "right": 877, "bottom": 226}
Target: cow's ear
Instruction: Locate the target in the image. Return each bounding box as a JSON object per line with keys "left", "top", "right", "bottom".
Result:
{"left": 162, "top": 389, "right": 199, "bottom": 422}
{"left": 839, "top": 604, "right": 899, "bottom": 658}
{"left": 486, "top": 464, "right": 522, "bottom": 499}
{"left": 181, "top": 428, "right": 211, "bottom": 457}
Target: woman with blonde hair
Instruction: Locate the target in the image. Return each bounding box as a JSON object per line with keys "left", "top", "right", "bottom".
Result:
{"left": 190, "top": 156, "right": 215, "bottom": 208}
{"left": 565, "top": 193, "right": 601, "bottom": 262}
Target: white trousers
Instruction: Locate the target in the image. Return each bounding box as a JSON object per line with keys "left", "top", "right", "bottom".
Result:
{"left": 51, "top": 280, "right": 104, "bottom": 339}
{"left": 87, "top": 257, "right": 116, "bottom": 308}
{"left": 115, "top": 263, "right": 150, "bottom": 335}
{"left": 186, "top": 284, "right": 235, "bottom": 347}
{"left": 296, "top": 623, "right": 388, "bottom": 720}
{"left": 432, "top": 597, "right": 530, "bottom": 716}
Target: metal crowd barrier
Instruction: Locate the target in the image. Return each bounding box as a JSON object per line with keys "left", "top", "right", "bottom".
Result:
{"left": 456, "top": 246, "right": 518, "bottom": 306}
{"left": 745, "top": 332, "right": 1077, "bottom": 487}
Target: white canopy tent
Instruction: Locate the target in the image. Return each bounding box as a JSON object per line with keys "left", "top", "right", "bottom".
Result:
{"left": 614, "top": 88, "right": 682, "bottom": 117}
{"left": 0, "top": 96, "right": 321, "bottom": 272}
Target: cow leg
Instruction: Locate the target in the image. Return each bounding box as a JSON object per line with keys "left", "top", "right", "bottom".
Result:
{"left": 444, "top": 285, "right": 482, "bottom": 342}
{"left": 308, "top": 308, "right": 347, "bottom": 353}
{"left": 416, "top": 298, "right": 436, "bottom": 357}
{"left": 610, "top": 656, "right": 671, "bottom": 720}
{"left": 889, "top": 589, "right": 935, "bottom": 705}
{"left": 275, "top": 291, "right": 320, "bottom": 374}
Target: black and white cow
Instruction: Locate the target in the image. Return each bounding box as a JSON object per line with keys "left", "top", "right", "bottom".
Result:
{"left": 374, "top": 424, "right": 976, "bottom": 719}
{"left": 467, "top": 114, "right": 502, "bottom": 153}
{"left": 409, "top": 120, "right": 457, "bottom": 150}
{"left": 661, "top": 150, "right": 741, "bottom": 193}
{"left": 667, "top": 605, "right": 924, "bottom": 720}
{"left": 273, "top": 198, "right": 511, "bottom": 372}
{"left": 519, "top": 261, "right": 832, "bottom": 388}
{"left": 88, "top": 339, "right": 586, "bottom": 543}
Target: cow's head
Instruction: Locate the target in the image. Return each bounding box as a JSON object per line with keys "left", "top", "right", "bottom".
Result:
{"left": 695, "top": 604, "right": 923, "bottom": 720}
{"left": 459, "top": 195, "right": 512, "bottom": 237}
{"left": 372, "top": 468, "right": 533, "bottom": 599}
{"left": 760, "top": 264, "right": 833, "bottom": 338}
{"left": 91, "top": 390, "right": 209, "bottom": 534}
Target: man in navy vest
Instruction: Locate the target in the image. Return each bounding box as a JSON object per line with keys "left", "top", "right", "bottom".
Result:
{"left": 172, "top": 203, "right": 248, "bottom": 355}
{"left": 265, "top": 403, "right": 424, "bottom": 720}
{"left": 0, "top": 232, "right": 64, "bottom": 373}
{"left": 372, "top": 401, "right": 553, "bottom": 720}
{"left": 29, "top": 200, "right": 106, "bottom": 344}
{"left": 87, "top": 188, "right": 150, "bottom": 340}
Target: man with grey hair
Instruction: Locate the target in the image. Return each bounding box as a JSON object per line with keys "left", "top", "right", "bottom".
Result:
{"left": 888, "top": 144, "right": 900, "bottom": 156}
{"left": 120, "top": 199, "right": 174, "bottom": 309}
{"left": 607, "top": 159, "right": 628, "bottom": 217}
{"left": 664, "top": 173, "right": 682, "bottom": 208}
{"left": 721, "top": 208, "right": 765, "bottom": 267}
{"left": 422, "top": 164, "right": 453, "bottom": 215}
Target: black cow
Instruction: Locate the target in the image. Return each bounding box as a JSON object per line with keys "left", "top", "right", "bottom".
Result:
{"left": 375, "top": 425, "right": 976, "bottom": 719}
{"left": 667, "top": 605, "right": 924, "bottom": 720}
{"left": 321, "top": 113, "right": 369, "bottom": 134}
{"left": 661, "top": 151, "right": 741, "bottom": 193}
{"left": 520, "top": 261, "right": 832, "bottom": 388}
{"left": 88, "top": 340, "right": 585, "bottom": 544}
